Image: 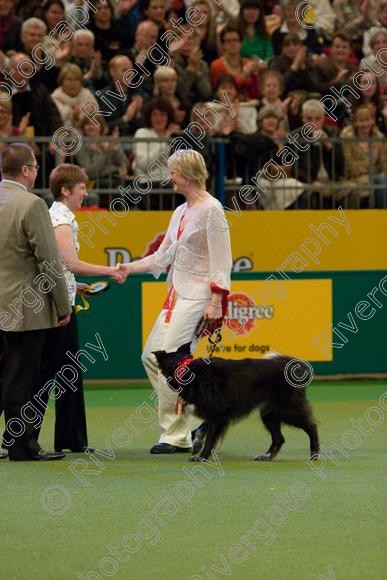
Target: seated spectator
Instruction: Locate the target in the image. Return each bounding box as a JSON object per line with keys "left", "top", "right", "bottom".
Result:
{"left": 17, "top": 16, "right": 46, "bottom": 55}
{"left": 87, "top": 0, "right": 130, "bottom": 64}
{"left": 340, "top": 104, "right": 387, "bottom": 207}
{"left": 272, "top": 0, "right": 328, "bottom": 56}
{"left": 269, "top": 35, "right": 323, "bottom": 95}
{"left": 353, "top": 71, "right": 387, "bottom": 134}
{"left": 96, "top": 54, "right": 144, "bottom": 134}
{"left": 39, "top": 0, "right": 71, "bottom": 67}
{"left": 126, "top": 19, "right": 159, "bottom": 99}
{"left": 314, "top": 33, "right": 359, "bottom": 124}
{"left": 115, "top": 0, "right": 141, "bottom": 33}
{"left": 14, "top": 0, "right": 42, "bottom": 20}
{"left": 140, "top": 0, "right": 168, "bottom": 43}
{"left": 333, "top": 0, "right": 378, "bottom": 55}
{"left": 361, "top": 30, "right": 387, "bottom": 95}
{"left": 14, "top": 17, "right": 60, "bottom": 91}
{"left": 363, "top": 0, "right": 387, "bottom": 57}
{"left": 7, "top": 53, "right": 62, "bottom": 139}
{"left": 170, "top": 24, "right": 212, "bottom": 110}
{"left": 69, "top": 29, "right": 106, "bottom": 91}
{"left": 190, "top": 0, "right": 218, "bottom": 64}
{"left": 268, "top": 32, "right": 301, "bottom": 75}
{"left": 209, "top": 74, "right": 258, "bottom": 135}
{"left": 132, "top": 96, "right": 179, "bottom": 182}
{"left": 210, "top": 25, "right": 260, "bottom": 100}
{"left": 239, "top": 0, "right": 273, "bottom": 62}
{"left": 153, "top": 66, "right": 186, "bottom": 127}
{"left": 51, "top": 63, "right": 98, "bottom": 127}
{"left": 6, "top": 52, "right": 62, "bottom": 185}
{"left": 257, "top": 104, "right": 283, "bottom": 140}
{"left": 289, "top": 99, "right": 346, "bottom": 208}
{"left": 0, "top": 0, "right": 21, "bottom": 54}
{"left": 258, "top": 70, "right": 289, "bottom": 133}
{"left": 316, "top": 32, "right": 358, "bottom": 87}
{"left": 0, "top": 91, "right": 29, "bottom": 149}
{"left": 76, "top": 113, "right": 129, "bottom": 205}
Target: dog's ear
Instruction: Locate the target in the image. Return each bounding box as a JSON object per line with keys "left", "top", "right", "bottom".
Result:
{"left": 176, "top": 342, "right": 192, "bottom": 356}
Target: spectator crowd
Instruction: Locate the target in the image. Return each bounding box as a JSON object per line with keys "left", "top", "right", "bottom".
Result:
{"left": 0, "top": 0, "right": 386, "bottom": 209}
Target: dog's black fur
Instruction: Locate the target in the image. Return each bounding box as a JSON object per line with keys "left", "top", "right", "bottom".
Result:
{"left": 153, "top": 343, "right": 320, "bottom": 462}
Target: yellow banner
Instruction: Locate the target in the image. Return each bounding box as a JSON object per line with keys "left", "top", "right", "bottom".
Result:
{"left": 77, "top": 209, "right": 387, "bottom": 272}
{"left": 141, "top": 280, "right": 332, "bottom": 362}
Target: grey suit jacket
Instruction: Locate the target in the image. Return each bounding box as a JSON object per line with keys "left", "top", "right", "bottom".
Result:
{"left": 0, "top": 180, "right": 71, "bottom": 332}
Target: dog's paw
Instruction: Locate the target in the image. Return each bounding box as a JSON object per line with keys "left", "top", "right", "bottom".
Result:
{"left": 188, "top": 456, "right": 208, "bottom": 463}
{"left": 309, "top": 452, "right": 320, "bottom": 461}
{"left": 254, "top": 453, "right": 273, "bottom": 461}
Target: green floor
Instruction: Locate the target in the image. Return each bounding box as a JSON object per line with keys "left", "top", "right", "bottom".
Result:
{"left": 1, "top": 382, "right": 386, "bottom": 580}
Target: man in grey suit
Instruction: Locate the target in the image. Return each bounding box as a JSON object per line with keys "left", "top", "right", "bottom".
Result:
{"left": 0, "top": 143, "right": 72, "bottom": 461}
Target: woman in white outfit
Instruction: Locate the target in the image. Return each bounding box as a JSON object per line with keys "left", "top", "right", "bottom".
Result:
{"left": 119, "top": 150, "right": 232, "bottom": 453}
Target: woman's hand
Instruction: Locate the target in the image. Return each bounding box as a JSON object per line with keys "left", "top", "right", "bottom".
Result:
{"left": 76, "top": 282, "right": 95, "bottom": 294}
{"left": 204, "top": 294, "right": 223, "bottom": 324}
{"left": 203, "top": 304, "right": 223, "bottom": 324}
{"left": 115, "top": 262, "right": 132, "bottom": 277}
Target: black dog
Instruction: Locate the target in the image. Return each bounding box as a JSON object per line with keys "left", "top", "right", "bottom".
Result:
{"left": 153, "top": 343, "right": 320, "bottom": 462}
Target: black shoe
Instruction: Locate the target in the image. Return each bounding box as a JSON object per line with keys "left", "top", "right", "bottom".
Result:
{"left": 150, "top": 443, "right": 192, "bottom": 454}
{"left": 55, "top": 446, "right": 95, "bottom": 453}
{"left": 0, "top": 450, "right": 8, "bottom": 459}
{"left": 191, "top": 423, "right": 208, "bottom": 455}
{"left": 10, "top": 449, "right": 65, "bottom": 461}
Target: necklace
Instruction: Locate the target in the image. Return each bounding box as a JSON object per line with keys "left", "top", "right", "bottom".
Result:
{"left": 224, "top": 55, "right": 242, "bottom": 69}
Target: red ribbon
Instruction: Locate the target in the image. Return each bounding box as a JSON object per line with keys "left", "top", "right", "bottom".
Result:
{"left": 174, "top": 356, "right": 193, "bottom": 415}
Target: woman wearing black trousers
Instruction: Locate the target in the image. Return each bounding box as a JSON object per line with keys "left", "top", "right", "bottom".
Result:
{"left": 36, "top": 163, "right": 125, "bottom": 452}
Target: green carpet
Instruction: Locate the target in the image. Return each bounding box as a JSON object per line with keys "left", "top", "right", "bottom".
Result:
{"left": 0, "top": 382, "right": 385, "bottom": 580}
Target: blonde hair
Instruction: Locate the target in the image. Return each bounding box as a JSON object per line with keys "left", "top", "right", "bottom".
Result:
{"left": 168, "top": 149, "right": 208, "bottom": 189}
{"left": 0, "top": 92, "right": 12, "bottom": 114}
{"left": 153, "top": 66, "right": 177, "bottom": 95}
{"left": 58, "top": 63, "right": 84, "bottom": 85}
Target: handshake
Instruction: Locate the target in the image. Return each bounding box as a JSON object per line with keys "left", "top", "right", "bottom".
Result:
{"left": 108, "top": 262, "right": 132, "bottom": 284}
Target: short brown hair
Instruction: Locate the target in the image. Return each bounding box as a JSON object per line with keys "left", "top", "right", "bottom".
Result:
{"left": 49, "top": 163, "right": 88, "bottom": 200}
{"left": 1, "top": 143, "right": 35, "bottom": 177}
{"left": 144, "top": 97, "right": 175, "bottom": 127}
{"left": 261, "top": 70, "right": 284, "bottom": 94}
{"left": 79, "top": 113, "right": 108, "bottom": 135}
{"left": 220, "top": 25, "right": 241, "bottom": 44}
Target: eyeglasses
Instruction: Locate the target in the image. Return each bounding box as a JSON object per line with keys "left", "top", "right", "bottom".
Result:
{"left": 26, "top": 163, "right": 39, "bottom": 171}
{"left": 223, "top": 37, "right": 241, "bottom": 43}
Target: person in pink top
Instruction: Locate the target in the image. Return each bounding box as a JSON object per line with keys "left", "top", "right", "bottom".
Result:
{"left": 118, "top": 149, "right": 232, "bottom": 453}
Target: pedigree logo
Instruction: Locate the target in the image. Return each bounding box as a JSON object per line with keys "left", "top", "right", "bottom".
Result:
{"left": 225, "top": 293, "right": 274, "bottom": 336}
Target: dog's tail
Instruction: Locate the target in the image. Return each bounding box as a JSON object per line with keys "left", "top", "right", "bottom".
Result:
{"left": 264, "top": 351, "right": 286, "bottom": 360}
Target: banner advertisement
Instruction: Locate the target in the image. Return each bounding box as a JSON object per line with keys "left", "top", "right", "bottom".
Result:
{"left": 77, "top": 210, "right": 387, "bottom": 273}
{"left": 141, "top": 279, "right": 333, "bottom": 362}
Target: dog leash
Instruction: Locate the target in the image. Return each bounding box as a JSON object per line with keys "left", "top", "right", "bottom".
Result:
{"left": 194, "top": 317, "right": 223, "bottom": 359}
{"left": 175, "top": 320, "right": 224, "bottom": 416}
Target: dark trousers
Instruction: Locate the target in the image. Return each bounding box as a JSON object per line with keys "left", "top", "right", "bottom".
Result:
{"left": 0, "top": 329, "right": 46, "bottom": 459}
{"left": 37, "top": 312, "right": 88, "bottom": 451}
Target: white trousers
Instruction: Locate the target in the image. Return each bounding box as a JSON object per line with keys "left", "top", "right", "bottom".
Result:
{"left": 141, "top": 296, "right": 207, "bottom": 447}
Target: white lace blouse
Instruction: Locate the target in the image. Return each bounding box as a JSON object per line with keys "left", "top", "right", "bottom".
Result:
{"left": 138, "top": 196, "right": 232, "bottom": 299}
{"left": 49, "top": 201, "right": 79, "bottom": 306}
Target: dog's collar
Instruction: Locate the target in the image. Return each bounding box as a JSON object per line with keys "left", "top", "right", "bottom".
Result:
{"left": 175, "top": 356, "right": 194, "bottom": 381}
{"left": 177, "top": 356, "right": 193, "bottom": 371}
